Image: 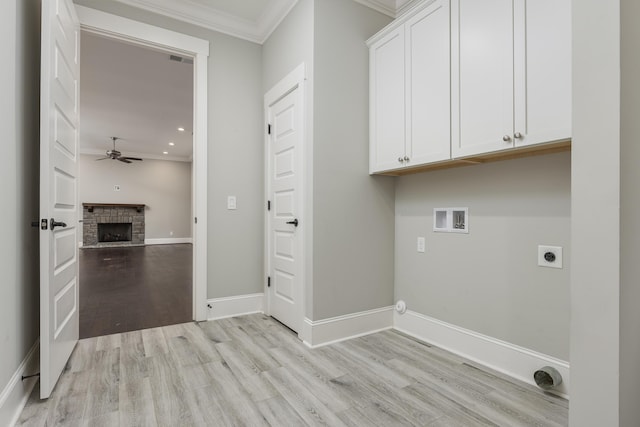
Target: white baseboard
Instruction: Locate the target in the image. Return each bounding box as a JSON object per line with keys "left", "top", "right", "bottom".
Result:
{"left": 144, "top": 237, "right": 193, "bottom": 245}
{"left": 394, "top": 310, "right": 570, "bottom": 398}
{"left": 207, "top": 293, "right": 264, "bottom": 320}
{"left": 0, "top": 340, "right": 39, "bottom": 427}
{"left": 303, "top": 306, "right": 394, "bottom": 348}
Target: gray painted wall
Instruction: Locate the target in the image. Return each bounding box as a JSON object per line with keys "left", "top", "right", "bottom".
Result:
{"left": 74, "top": 0, "right": 264, "bottom": 299}
{"left": 79, "top": 155, "right": 192, "bottom": 239}
{"left": 621, "top": 1, "right": 640, "bottom": 424}
{"left": 395, "top": 153, "right": 571, "bottom": 360}
{"left": 262, "top": 0, "right": 315, "bottom": 317}
{"left": 263, "top": 0, "right": 394, "bottom": 321}
{"left": 312, "top": 0, "right": 394, "bottom": 319}
{"left": 0, "top": 0, "right": 40, "bottom": 419}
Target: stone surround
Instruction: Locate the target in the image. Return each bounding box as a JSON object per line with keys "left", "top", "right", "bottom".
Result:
{"left": 82, "top": 204, "right": 145, "bottom": 247}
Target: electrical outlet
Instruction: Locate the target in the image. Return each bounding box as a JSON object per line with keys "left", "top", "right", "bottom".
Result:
{"left": 417, "top": 237, "right": 425, "bottom": 253}
{"left": 538, "top": 245, "right": 563, "bottom": 269}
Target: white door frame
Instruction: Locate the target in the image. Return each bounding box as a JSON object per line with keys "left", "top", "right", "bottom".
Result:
{"left": 76, "top": 6, "right": 210, "bottom": 321}
{"left": 264, "top": 63, "right": 307, "bottom": 337}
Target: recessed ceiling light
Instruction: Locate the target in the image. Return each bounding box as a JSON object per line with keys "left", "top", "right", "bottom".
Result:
{"left": 163, "top": 151, "right": 169, "bottom": 155}
{"left": 168, "top": 142, "right": 175, "bottom": 146}
{"left": 177, "top": 127, "right": 185, "bottom": 132}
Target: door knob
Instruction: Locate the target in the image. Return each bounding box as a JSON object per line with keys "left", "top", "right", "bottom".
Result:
{"left": 286, "top": 218, "right": 299, "bottom": 227}
{"left": 50, "top": 219, "right": 67, "bottom": 230}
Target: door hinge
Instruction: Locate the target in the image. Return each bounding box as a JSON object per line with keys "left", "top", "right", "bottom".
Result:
{"left": 267, "top": 124, "right": 272, "bottom": 135}
{"left": 194, "top": 217, "right": 198, "bottom": 224}
{"left": 267, "top": 276, "right": 271, "bottom": 287}
{"left": 267, "top": 200, "right": 271, "bottom": 211}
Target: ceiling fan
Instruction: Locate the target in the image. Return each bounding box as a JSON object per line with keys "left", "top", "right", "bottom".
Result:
{"left": 96, "top": 137, "right": 143, "bottom": 164}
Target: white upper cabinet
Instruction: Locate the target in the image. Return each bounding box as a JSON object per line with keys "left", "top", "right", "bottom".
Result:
{"left": 513, "top": 0, "right": 571, "bottom": 148}
{"left": 406, "top": 1, "right": 451, "bottom": 166}
{"left": 451, "top": 0, "right": 571, "bottom": 158}
{"left": 369, "top": 27, "right": 406, "bottom": 173}
{"left": 369, "top": 0, "right": 450, "bottom": 174}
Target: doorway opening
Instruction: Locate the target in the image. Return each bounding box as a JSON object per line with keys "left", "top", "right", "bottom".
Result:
{"left": 76, "top": 5, "right": 210, "bottom": 335}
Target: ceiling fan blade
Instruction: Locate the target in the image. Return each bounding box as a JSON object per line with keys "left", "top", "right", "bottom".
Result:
{"left": 122, "top": 157, "right": 143, "bottom": 161}
{"left": 118, "top": 158, "right": 132, "bottom": 164}
{"left": 95, "top": 157, "right": 110, "bottom": 161}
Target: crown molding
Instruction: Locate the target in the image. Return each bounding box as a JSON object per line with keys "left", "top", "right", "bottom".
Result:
{"left": 112, "top": 0, "right": 298, "bottom": 44}
{"left": 353, "top": 0, "right": 421, "bottom": 17}
{"left": 81, "top": 148, "right": 192, "bottom": 163}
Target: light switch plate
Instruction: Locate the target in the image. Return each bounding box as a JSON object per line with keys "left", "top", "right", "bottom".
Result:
{"left": 417, "top": 237, "right": 425, "bottom": 253}
{"left": 227, "top": 196, "right": 237, "bottom": 210}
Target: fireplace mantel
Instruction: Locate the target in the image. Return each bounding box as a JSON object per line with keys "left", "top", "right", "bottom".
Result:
{"left": 82, "top": 203, "right": 145, "bottom": 213}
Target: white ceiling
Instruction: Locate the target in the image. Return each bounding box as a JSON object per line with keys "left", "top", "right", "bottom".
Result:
{"left": 112, "top": 0, "right": 416, "bottom": 44}
{"left": 80, "top": 32, "right": 194, "bottom": 162}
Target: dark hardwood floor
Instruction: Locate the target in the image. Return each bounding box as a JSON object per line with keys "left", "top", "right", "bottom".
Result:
{"left": 79, "top": 244, "right": 192, "bottom": 339}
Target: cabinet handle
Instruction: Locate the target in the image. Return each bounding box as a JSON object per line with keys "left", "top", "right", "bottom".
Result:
{"left": 404, "top": 156, "right": 410, "bottom": 162}
{"left": 398, "top": 157, "right": 404, "bottom": 163}
{"left": 514, "top": 132, "right": 523, "bottom": 139}
{"left": 502, "top": 135, "right": 512, "bottom": 142}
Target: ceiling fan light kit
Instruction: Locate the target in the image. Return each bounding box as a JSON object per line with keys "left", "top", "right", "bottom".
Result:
{"left": 96, "top": 136, "right": 143, "bottom": 164}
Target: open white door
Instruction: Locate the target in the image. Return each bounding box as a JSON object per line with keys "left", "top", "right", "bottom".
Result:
{"left": 40, "top": 0, "right": 80, "bottom": 399}
{"left": 265, "top": 65, "right": 305, "bottom": 334}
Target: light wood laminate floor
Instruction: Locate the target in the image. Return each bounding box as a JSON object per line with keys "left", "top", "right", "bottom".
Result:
{"left": 17, "top": 314, "right": 568, "bottom": 426}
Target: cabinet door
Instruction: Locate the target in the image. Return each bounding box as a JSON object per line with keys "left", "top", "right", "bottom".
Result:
{"left": 370, "top": 27, "right": 406, "bottom": 173}
{"left": 513, "top": 0, "right": 571, "bottom": 147}
{"left": 451, "top": 0, "right": 514, "bottom": 158}
{"left": 405, "top": 0, "right": 451, "bottom": 166}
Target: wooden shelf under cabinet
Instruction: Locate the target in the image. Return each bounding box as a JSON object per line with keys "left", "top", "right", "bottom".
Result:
{"left": 374, "top": 139, "right": 571, "bottom": 177}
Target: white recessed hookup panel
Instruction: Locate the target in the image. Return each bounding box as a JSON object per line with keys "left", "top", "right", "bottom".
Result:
{"left": 433, "top": 207, "right": 469, "bottom": 233}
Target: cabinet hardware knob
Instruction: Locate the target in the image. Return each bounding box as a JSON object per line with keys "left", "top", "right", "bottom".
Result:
{"left": 514, "top": 132, "right": 523, "bottom": 139}
{"left": 503, "top": 135, "right": 512, "bottom": 142}
{"left": 398, "top": 157, "right": 404, "bottom": 163}
{"left": 404, "top": 156, "right": 410, "bottom": 162}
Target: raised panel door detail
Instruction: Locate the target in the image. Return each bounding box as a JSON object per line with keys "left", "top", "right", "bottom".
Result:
{"left": 40, "top": 0, "right": 80, "bottom": 398}
{"left": 370, "top": 28, "right": 405, "bottom": 173}
{"left": 406, "top": 0, "right": 451, "bottom": 165}
{"left": 267, "top": 82, "right": 303, "bottom": 334}
{"left": 452, "top": 0, "right": 514, "bottom": 157}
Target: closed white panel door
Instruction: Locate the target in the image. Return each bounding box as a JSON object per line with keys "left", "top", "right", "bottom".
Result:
{"left": 452, "top": 0, "right": 514, "bottom": 157}
{"left": 40, "top": 0, "right": 80, "bottom": 398}
{"left": 370, "top": 27, "right": 405, "bottom": 173}
{"left": 513, "top": 0, "right": 571, "bottom": 147}
{"left": 267, "top": 86, "right": 303, "bottom": 333}
{"left": 405, "top": 0, "right": 451, "bottom": 166}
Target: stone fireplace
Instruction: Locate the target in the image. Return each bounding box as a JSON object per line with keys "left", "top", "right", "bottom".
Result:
{"left": 82, "top": 203, "right": 145, "bottom": 247}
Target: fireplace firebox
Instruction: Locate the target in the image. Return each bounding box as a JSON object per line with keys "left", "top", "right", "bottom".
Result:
{"left": 98, "top": 223, "right": 133, "bottom": 243}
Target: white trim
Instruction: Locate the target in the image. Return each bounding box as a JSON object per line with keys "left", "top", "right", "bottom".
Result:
{"left": 207, "top": 293, "right": 264, "bottom": 320}
{"left": 144, "top": 237, "right": 193, "bottom": 245}
{"left": 0, "top": 341, "right": 39, "bottom": 427}
{"left": 111, "top": 0, "right": 298, "bottom": 44}
{"left": 303, "top": 306, "right": 394, "bottom": 348}
{"left": 394, "top": 310, "right": 570, "bottom": 398}
{"left": 264, "top": 63, "right": 307, "bottom": 337}
{"left": 352, "top": 0, "right": 397, "bottom": 17}
{"left": 76, "top": 6, "right": 209, "bottom": 322}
